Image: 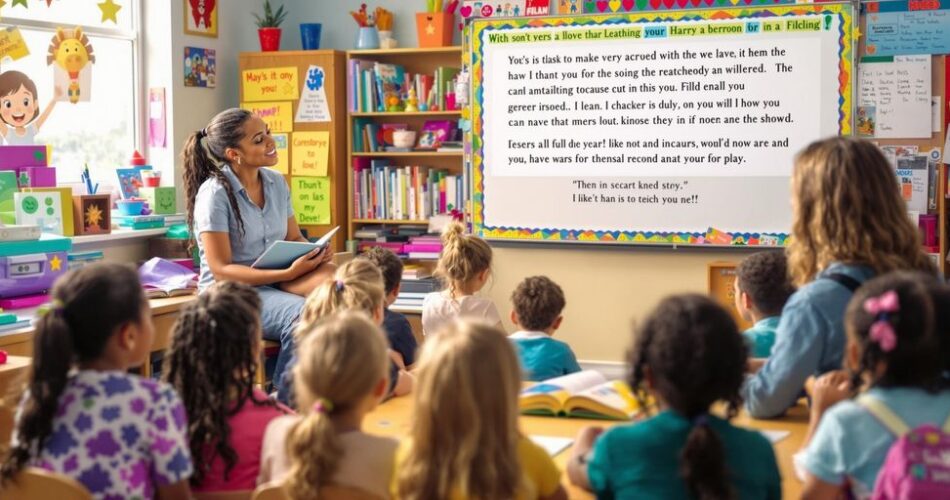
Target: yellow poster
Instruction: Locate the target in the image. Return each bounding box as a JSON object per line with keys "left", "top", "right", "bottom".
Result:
{"left": 291, "top": 131, "right": 330, "bottom": 176}
{"left": 241, "top": 101, "right": 293, "bottom": 133}
{"left": 242, "top": 66, "right": 299, "bottom": 102}
{"left": 0, "top": 27, "right": 30, "bottom": 61}
{"left": 272, "top": 133, "right": 290, "bottom": 174}
{"left": 291, "top": 176, "right": 331, "bottom": 225}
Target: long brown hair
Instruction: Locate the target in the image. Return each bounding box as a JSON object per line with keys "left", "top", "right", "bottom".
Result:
{"left": 1, "top": 264, "right": 146, "bottom": 484}
{"left": 435, "top": 222, "right": 493, "bottom": 295}
{"left": 788, "top": 137, "right": 934, "bottom": 286}
{"left": 182, "top": 108, "right": 253, "bottom": 248}
{"left": 396, "top": 320, "right": 522, "bottom": 500}
{"left": 286, "top": 311, "right": 389, "bottom": 499}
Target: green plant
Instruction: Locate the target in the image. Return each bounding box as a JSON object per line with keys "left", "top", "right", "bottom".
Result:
{"left": 254, "top": 0, "right": 287, "bottom": 28}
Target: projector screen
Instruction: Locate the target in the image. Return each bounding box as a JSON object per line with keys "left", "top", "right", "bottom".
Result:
{"left": 470, "top": 3, "right": 854, "bottom": 246}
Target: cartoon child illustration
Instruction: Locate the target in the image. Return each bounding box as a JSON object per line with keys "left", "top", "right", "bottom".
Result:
{"left": 0, "top": 71, "right": 62, "bottom": 145}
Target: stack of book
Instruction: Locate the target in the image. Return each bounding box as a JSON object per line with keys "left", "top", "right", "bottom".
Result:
{"left": 393, "top": 272, "right": 441, "bottom": 313}
{"left": 352, "top": 119, "right": 459, "bottom": 153}
{"left": 403, "top": 234, "right": 442, "bottom": 260}
{"left": 353, "top": 159, "right": 464, "bottom": 220}
{"left": 348, "top": 60, "right": 459, "bottom": 113}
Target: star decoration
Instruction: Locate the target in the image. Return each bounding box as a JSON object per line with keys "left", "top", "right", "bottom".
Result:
{"left": 12, "top": 0, "right": 27, "bottom": 7}
{"left": 853, "top": 26, "right": 863, "bottom": 41}
{"left": 49, "top": 255, "right": 62, "bottom": 271}
{"left": 85, "top": 204, "right": 103, "bottom": 228}
{"left": 426, "top": 23, "right": 436, "bottom": 36}
{"left": 98, "top": 0, "right": 121, "bottom": 24}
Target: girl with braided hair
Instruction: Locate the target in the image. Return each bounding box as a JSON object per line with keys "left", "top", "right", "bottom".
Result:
{"left": 184, "top": 108, "right": 336, "bottom": 400}
{"left": 163, "top": 280, "right": 290, "bottom": 493}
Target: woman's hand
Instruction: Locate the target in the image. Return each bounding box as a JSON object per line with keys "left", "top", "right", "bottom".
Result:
{"left": 317, "top": 245, "right": 335, "bottom": 266}
{"left": 285, "top": 247, "right": 325, "bottom": 280}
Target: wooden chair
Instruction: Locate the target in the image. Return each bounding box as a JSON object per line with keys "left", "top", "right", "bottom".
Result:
{"left": 253, "top": 482, "right": 383, "bottom": 500}
{"left": 0, "top": 467, "right": 92, "bottom": 500}
{"left": 256, "top": 340, "right": 282, "bottom": 387}
{"left": 194, "top": 490, "right": 253, "bottom": 500}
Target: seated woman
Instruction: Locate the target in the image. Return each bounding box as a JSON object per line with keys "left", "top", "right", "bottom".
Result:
{"left": 183, "top": 108, "right": 335, "bottom": 396}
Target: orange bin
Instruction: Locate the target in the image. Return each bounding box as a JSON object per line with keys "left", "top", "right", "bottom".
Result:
{"left": 416, "top": 12, "right": 454, "bottom": 47}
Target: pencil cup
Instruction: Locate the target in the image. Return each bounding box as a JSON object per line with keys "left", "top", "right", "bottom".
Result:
{"left": 356, "top": 27, "right": 380, "bottom": 50}
{"left": 416, "top": 12, "right": 454, "bottom": 48}
{"left": 300, "top": 23, "right": 322, "bottom": 50}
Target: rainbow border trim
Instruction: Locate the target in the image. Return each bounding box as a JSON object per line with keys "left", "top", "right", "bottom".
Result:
{"left": 470, "top": 4, "right": 853, "bottom": 246}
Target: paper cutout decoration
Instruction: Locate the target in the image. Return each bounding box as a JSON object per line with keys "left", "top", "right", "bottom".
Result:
{"left": 0, "top": 27, "right": 29, "bottom": 61}
{"left": 0, "top": 71, "right": 62, "bottom": 145}
{"left": 242, "top": 66, "right": 299, "bottom": 102}
{"left": 97, "top": 0, "right": 121, "bottom": 24}
{"left": 47, "top": 27, "right": 95, "bottom": 104}
{"left": 291, "top": 176, "right": 331, "bottom": 225}
{"left": 185, "top": 0, "right": 218, "bottom": 37}
{"left": 15, "top": 192, "right": 63, "bottom": 234}
{"left": 28, "top": 187, "right": 74, "bottom": 236}
{"left": 149, "top": 88, "right": 167, "bottom": 147}
{"left": 11, "top": 0, "right": 26, "bottom": 8}
{"left": 295, "top": 65, "right": 332, "bottom": 123}
{"left": 184, "top": 47, "right": 216, "bottom": 88}
{"left": 72, "top": 194, "right": 110, "bottom": 235}
{"left": 242, "top": 101, "right": 293, "bottom": 133}
{"left": 272, "top": 133, "right": 290, "bottom": 174}
{"left": 291, "top": 131, "right": 330, "bottom": 176}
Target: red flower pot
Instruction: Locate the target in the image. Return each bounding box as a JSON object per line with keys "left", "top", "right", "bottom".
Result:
{"left": 258, "top": 27, "right": 282, "bottom": 52}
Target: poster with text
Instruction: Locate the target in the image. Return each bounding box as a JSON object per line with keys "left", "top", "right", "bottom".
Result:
{"left": 295, "top": 65, "right": 332, "bottom": 122}
{"left": 243, "top": 66, "right": 299, "bottom": 102}
{"left": 241, "top": 101, "right": 293, "bottom": 133}
{"left": 291, "top": 176, "right": 331, "bottom": 225}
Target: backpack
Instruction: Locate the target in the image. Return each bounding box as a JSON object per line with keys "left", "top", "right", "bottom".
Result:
{"left": 857, "top": 395, "right": 950, "bottom": 500}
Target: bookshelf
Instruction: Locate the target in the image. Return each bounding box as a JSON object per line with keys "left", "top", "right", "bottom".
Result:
{"left": 345, "top": 46, "right": 465, "bottom": 255}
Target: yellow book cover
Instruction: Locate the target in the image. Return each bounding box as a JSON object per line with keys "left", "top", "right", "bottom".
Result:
{"left": 519, "top": 370, "right": 643, "bottom": 421}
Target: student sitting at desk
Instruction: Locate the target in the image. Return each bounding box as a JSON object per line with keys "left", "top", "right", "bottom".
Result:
{"left": 183, "top": 108, "right": 337, "bottom": 396}
{"left": 734, "top": 251, "right": 795, "bottom": 369}
{"left": 508, "top": 276, "right": 580, "bottom": 381}
{"left": 359, "top": 246, "right": 418, "bottom": 368}
{"left": 742, "top": 137, "right": 935, "bottom": 419}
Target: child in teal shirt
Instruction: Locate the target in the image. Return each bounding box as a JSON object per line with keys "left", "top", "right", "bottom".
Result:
{"left": 508, "top": 276, "right": 580, "bottom": 381}
{"left": 567, "top": 294, "right": 781, "bottom": 500}
{"left": 735, "top": 251, "right": 795, "bottom": 363}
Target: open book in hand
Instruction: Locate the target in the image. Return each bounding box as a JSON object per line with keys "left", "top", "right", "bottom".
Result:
{"left": 519, "top": 370, "right": 643, "bottom": 421}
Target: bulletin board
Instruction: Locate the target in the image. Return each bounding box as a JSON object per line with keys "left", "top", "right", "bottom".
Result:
{"left": 470, "top": 3, "right": 855, "bottom": 247}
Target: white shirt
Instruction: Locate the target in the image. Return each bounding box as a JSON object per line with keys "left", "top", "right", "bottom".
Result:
{"left": 421, "top": 291, "right": 503, "bottom": 336}
{"left": 3, "top": 124, "right": 37, "bottom": 145}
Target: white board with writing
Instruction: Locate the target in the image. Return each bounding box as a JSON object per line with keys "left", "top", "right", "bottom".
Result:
{"left": 858, "top": 55, "right": 931, "bottom": 139}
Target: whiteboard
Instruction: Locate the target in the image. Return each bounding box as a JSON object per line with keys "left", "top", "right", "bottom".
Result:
{"left": 470, "top": 3, "right": 854, "bottom": 246}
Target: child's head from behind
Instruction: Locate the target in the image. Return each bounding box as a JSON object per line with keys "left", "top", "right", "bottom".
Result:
{"left": 734, "top": 251, "right": 794, "bottom": 322}
{"left": 789, "top": 137, "right": 933, "bottom": 286}
{"left": 287, "top": 311, "right": 390, "bottom": 499}
{"left": 844, "top": 271, "right": 945, "bottom": 391}
{"left": 397, "top": 320, "right": 521, "bottom": 500}
{"left": 358, "top": 246, "right": 403, "bottom": 303}
{"left": 436, "top": 222, "right": 493, "bottom": 295}
{"left": 163, "top": 280, "right": 265, "bottom": 487}
{"left": 298, "top": 259, "right": 385, "bottom": 337}
{"left": 2, "top": 263, "right": 148, "bottom": 482}
{"left": 510, "top": 275, "right": 566, "bottom": 333}
{"left": 628, "top": 294, "right": 746, "bottom": 500}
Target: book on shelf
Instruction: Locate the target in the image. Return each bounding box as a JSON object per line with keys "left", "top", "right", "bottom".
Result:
{"left": 402, "top": 265, "right": 433, "bottom": 280}
{"left": 520, "top": 370, "right": 643, "bottom": 421}
{"left": 352, "top": 158, "right": 464, "bottom": 220}
{"left": 349, "top": 59, "right": 459, "bottom": 113}
{"left": 408, "top": 252, "right": 440, "bottom": 260}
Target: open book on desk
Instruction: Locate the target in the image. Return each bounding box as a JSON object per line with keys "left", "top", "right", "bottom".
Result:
{"left": 520, "top": 370, "right": 643, "bottom": 421}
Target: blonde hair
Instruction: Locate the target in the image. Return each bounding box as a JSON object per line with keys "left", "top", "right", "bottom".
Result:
{"left": 788, "top": 137, "right": 934, "bottom": 286}
{"left": 285, "top": 311, "right": 390, "bottom": 500}
{"left": 297, "top": 259, "right": 385, "bottom": 340}
{"left": 435, "top": 222, "right": 493, "bottom": 293}
{"left": 396, "top": 320, "right": 522, "bottom": 500}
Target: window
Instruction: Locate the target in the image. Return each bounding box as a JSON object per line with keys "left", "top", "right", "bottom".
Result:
{"left": 0, "top": 1, "right": 140, "bottom": 184}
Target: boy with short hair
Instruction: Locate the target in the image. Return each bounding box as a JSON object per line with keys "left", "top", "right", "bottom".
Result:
{"left": 509, "top": 276, "right": 581, "bottom": 381}
{"left": 359, "top": 246, "right": 418, "bottom": 367}
{"left": 734, "top": 251, "right": 795, "bottom": 365}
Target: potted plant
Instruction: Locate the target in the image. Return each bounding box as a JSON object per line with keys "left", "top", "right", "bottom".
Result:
{"left": 254, "top": 0, "right": 287, "bottom": 52}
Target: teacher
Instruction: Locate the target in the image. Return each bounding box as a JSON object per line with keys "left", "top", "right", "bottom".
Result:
{"left": 183, "top": 108, "right": 335, "bottom": 392}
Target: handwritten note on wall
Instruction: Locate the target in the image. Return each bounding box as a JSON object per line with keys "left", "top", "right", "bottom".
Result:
{"left": 291, "top": 176, "right": 331, "bottom": 225}
{"left": 859, "top": 55, "right": 931, "bottom": 139}
{"left": 291, "top": 131, "right": 330, "bottom": 176}
{"left": 866, "top": 2, "right": 950, "bottom": 57}
{"left": 241, "top": 101, "right": 293, "bottom": 133}
{"left": 242, "top": 67, "right": 299, "bottom": 101}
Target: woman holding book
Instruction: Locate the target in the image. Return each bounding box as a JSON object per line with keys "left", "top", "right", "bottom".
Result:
{"left": 183, "top": 108, "right": 336, "bottom": 400}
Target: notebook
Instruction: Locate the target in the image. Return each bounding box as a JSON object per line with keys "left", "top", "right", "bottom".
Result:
{"left": 251, "top": 226, "right": 340, "bottom": 269}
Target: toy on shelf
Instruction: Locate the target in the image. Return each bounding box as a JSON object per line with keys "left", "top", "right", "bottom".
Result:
{"left": 15, "top": 192, "right": 64, "bottom": 234}
{"left": 405, "top": 86, "right": 419, "bottom": 112}
{"left": 72, "top": 194, "right": 111, "bottom": 235}
{"left": 0, "top": 233, "right": 71, "bottom": 301}
{"left": 0, "top": 144, "right": 57, "bottom": 188}
{"left": 139, "top": 187, "right": 176, "bottom": 215}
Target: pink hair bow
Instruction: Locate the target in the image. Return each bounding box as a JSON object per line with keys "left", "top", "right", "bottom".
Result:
{"left": 863, "top": 290, "right": 899, "bottom": 352}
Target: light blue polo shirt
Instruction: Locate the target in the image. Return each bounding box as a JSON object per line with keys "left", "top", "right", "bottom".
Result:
{"left": 193, "top": 165, "right": 293, "bottom": 290}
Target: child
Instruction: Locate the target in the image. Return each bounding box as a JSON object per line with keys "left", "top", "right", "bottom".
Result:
{"left": 0, "top": 71, "right": 60, "bottom": 145}
{"left": 259, "top": 311, "right": 396, "bottom": 498}
{"left": 393, "top": 320, "right": 567, "bottom": 500}
{"left": 800, "top": 272, "right": 950, "bottom": 500}
{"left": 743, "top": 137, "right": 935, "bottom": 418}
{"left": 509, "top": 275, "right": 581, "bottom": 381}
{"left": 277, "top": 259, "right": 412, "bottom": 403}
{"left": 568, "top": 294, "right": 780, "bottom": 499}
{"left": 163, "top": 281, "right": 290, "bottom": 492}
{"left": 422, "top": 222, "right": 502, "bottom": 336}
{"left": 0, "top": 263, "right": 193, "bottom": 499}
{"left": 359, "top": 246, "right": 418, "bottom": 367}
{"left": 734, "top": 251, "right": 795, "bottom": 363}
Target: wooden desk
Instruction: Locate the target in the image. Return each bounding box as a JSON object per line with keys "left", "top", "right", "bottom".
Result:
{"left": 366, "top": 395, "right": 808, "bottom": 499}
{"left": 0, "top": 356, "right": 34, "bottom": 444}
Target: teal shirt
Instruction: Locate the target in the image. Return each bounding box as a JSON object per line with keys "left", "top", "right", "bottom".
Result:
{"left": 588, "top": 411, "right": 781, "bottom": 500}
{"left": 743, "top": 316, "right": 779, "bottom": 358}
{"left": 509, "top": 331, "right": 581, "bottom": 382}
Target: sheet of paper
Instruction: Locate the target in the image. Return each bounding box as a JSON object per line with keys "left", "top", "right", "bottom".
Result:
{"left": 0, "top": 27, "right": 29, "bottom": 61}
{"left": 242, "top": 66, "right": 299, "bottom": 102}
{"left": 529, "top": 435, "right": 574, "bottom": 457}
{"left": 291, "top": 131, "right": 330, "bottom": 176}
{"left": 866, "top": 2, "right": 950, "bottom": 57}
{"left": 859, "top": 55, "right": 931, "bottom": 139}
{"left": 933, "top": 96, "right": 942, "bottom": 133}
{"left": 272, "top": 133, "right": 290, "bottom": 174}
{"left": 295, "top": 65, "right": 332, "bottom": 123}
{"left": 896, "top": 154, "right": 929, "bottom": 212}
{"left": 291, "top": 176, "right": 331, "bottom": 225}
{"left": 241, "top": 101, "right": 293, "bottom": 133}
{"left": 760, "top": 430, "right": 791, "bottom": 444}
{"left": 148, "top": 88, "right": 167, "bottom": 148}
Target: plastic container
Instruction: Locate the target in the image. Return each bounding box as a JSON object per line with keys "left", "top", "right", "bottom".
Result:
{"left": 116, "top": 199, "right": 145, "bottom": 216}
